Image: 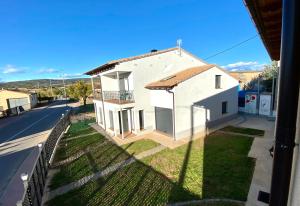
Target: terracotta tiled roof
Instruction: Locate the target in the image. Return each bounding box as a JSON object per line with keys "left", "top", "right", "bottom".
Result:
{"left": 145, "top": 64, "right": 215, "bottom": 90}
{"left": 85, "top": 48, "right": 178, "bottom": 75}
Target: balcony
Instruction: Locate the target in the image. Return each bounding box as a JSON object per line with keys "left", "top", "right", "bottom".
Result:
{"left": 93, "top": 90, "right": 134, "bottom": 104}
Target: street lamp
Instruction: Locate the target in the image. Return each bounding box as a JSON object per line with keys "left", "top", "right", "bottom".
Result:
{"left": 20, "top": 173, "right": 29, "bottom": 189}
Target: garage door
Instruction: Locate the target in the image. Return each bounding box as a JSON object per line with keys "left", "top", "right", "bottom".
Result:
{"left": 155, "top": 107, "right": 173, "bottom": 136}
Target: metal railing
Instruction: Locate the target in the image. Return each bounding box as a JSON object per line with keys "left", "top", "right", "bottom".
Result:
{"left": 93, "top": 90, "right": 134, "bottom": 102}
{"left": 18, "top": 110, "right": 71, "bottom": 206}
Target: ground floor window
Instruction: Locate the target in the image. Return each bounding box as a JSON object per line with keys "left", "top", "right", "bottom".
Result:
{"left": 222, "top": 101, "right": 228, "bottom": 114}
{"left": 139, "top": 110, "right": 144, "bottom": 130}
{"left": 99, "top": 107, "right": 103, "bottom": 124}
{"left": 109, "top": 110, "right": 114, "bottom": 130}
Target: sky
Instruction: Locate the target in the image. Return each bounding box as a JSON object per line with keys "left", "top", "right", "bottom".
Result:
{"left": 0, "top": 0, "right": 271, "bottom": 82}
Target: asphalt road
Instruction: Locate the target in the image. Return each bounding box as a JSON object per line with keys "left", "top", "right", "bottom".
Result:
{"left": 0, "top": 101, "right": 69, "bottom": 199}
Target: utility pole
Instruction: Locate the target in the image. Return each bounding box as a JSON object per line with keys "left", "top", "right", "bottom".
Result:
{"left": 50, "top": 79, "right": 53, "bottom": 97}
{"left": 62, "top": 76, "right": 67, "bottom": 107}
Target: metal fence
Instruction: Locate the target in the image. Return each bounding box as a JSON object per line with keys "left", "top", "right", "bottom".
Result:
{"left": 93, "top": 90, "right": 134, "bottom": 101}
{"left": 18, "top": 110, "right": 71, "bottom": 206}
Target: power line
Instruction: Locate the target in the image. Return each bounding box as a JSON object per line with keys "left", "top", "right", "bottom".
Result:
{"left": 204, "top": 34, "right": 258, "bottom": 60}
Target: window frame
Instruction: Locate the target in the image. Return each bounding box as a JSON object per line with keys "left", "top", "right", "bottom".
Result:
{"left": 222, "top": 101, "right": 228, "bottom": 114}
{"left": 215, "top": 75, "right": 222, "bottom": 89}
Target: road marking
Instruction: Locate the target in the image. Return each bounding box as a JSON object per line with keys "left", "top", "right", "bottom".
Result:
{"left": 1, "top": 103, "right": 68, "bottom": 144}
{"left": 3, "top": 113, "right": 52, "bottom": 143}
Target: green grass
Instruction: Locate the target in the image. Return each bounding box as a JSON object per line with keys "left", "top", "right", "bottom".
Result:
{"left": 50, "top": 139, "right": 161, "bottom": 190}
{"left": 48, "top": 129, "right": 254, "bottom": 205}
{"left": 221, "top": 126, "right": 265, "bottom": 136}
{"left": 63, "top": 119, "right": 95, "bottom": 139}
{"left": 121, "top": 139, "right": 160, "bottom": 155}
{"left": 76, "top": 103, "right": 94, "bottom": 114}
{"left": 47, "top": 161, "right": 198, "bottom": 206}
{"left": 141, "top": 132, "right": 254, "bottom": 201}
{"left": 54, "top": 133, "right": 105, "bottom": 162}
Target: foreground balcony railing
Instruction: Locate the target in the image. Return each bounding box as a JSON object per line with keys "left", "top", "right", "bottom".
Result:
{"left": 93, "top": 90, "right": 134, "bottom": 104}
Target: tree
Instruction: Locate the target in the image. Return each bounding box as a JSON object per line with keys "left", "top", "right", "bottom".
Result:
{"left": 244, "top": 61, "right": 278, "bottom": 91}
{"left": 67, "top": 81, "right": 92, "bottom": 106}
{"left": 260, "top": 61, "right": 278, "bottom": 79}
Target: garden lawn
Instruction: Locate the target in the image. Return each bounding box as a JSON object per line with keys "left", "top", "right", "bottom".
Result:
{"left": 47, "top": 130, "right": 255, "bottom": 205}
{"left": 75, "top": 103, "right": 94, "bottom": 114}
{"left": 221, "top": 125, "right": 265, "bottom": 136}
{"left": 63, "top": 119, "right": 95, "bottom": 139}
{"left": 50, "top": 121, "right": 161, "bottom": 190}
{"left": 141, "top": 131, "right": 255, "bottom": 201}
{"left": 121, "top": 139, "right": 161, "bottom": 155}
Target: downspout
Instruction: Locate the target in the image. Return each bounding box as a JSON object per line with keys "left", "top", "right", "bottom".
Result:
{"left": 269, "top": 0, "right": 300, "bottom": 205}
{"left": 99, "top": 75, "right": 106, "bottom": 130}
{"left": 167, "top": 89, "right": 176, "bottom": 141}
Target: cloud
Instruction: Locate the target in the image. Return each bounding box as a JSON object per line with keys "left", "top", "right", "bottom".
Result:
{"left": 37, "top": 68, "right": 59, "bottom": 74}
{"left": 60, "top": 73, "right": 85, "bottom": 78}
{"left": 222, "top": 61, "right": 265, "bottom": 71}
{"left": 1, "top": 64, "right": 26, "bottom": 74}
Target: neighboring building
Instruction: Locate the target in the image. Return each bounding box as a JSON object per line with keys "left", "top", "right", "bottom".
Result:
{"left": 0, "top": 89, "right": 38, "bottom": 115}
{"left": 86, "top": 47, "right": 239, "bottom": 140}
{"left": 229, "top": 70, "right": 262, "bottom": 89}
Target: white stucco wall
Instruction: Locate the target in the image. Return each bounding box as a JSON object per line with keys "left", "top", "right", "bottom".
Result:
{"left": 93, "top": 49, "right": 238, "bottom": 139}
{"left": 150, "top": 90, "right": 173, "bottom": 109}
{"left": 117, "top": 50, "right": 205, "bottom": 131}
{"left": 174, "top": 66, "right": 239, "bottom": 139}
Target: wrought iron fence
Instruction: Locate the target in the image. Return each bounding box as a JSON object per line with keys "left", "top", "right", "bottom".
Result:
{"left": 93, "top": 90, "right": 134, "bottom": 102}
{"left": 18, "top": 110, "right": 71, "bottom": 206}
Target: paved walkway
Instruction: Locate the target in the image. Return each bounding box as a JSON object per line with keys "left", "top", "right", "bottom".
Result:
{"left": 91, "top": 115, "right": 246, "bottom": 149}
{"left": 232, "top": 115, "right": 275, "bottom": 206}
{"left": 43, "top": 144, "right": 166, "bottom": 203}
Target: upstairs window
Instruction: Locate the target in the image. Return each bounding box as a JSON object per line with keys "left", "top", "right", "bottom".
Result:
{"left": 215, "top": 75, "right": 221, "bottom": 89}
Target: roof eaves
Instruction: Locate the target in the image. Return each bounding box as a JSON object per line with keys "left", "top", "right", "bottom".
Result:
{"left": 85, "top": 47, "right": 178, "bottom": 76}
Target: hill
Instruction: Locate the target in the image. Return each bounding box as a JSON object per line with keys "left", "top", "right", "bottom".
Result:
{"left": 0, "top": 78, "right": 90, "bottom": 89}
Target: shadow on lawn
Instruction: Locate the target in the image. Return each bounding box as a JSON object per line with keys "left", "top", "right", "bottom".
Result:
{"left": 49, "top": 98, "right": 255, "bottom": 206}
{"left": 168, "top": 89, "right": 255, "bottom": 203}
{"left": 48, "top": 149, "right": 199, "bottom": 206}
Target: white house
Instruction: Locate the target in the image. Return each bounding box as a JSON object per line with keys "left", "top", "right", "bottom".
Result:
{"left": 86, "top": 47, "right": 239, "bottom": 140}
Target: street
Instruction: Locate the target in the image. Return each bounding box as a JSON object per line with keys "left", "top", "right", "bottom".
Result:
{"left": 0, "top": 101, "right": 70, "bottom": 200}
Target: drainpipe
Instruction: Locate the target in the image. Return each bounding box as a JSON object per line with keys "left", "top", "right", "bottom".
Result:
{"left": 167, "top": 89, "right": 176, "bottom": 141}
{"left": 269, "top": 0, "right": 300, "bottom": 205}
{"left": 99, "top": 75, "right": 106, "bottom": 130}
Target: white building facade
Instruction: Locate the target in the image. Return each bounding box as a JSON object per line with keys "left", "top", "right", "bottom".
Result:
{"left": 86, "top": 48, "right": 239, "bottom": 140}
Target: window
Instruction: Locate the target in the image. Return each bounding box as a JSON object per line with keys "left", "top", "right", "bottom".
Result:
{"left": 139, "top": 110, "right": 144, "bottom": 130}
{"left": 99, "top": 107, "right": 103, "bottom": 124}
{"left": 222, "top": 101, "right": 228, "bottom": 114}
{"left": 215, "top": 75, "right": 221, "bottom": 89}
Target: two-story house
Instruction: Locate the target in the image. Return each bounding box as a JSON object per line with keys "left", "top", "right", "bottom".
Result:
{"left": 85, "top": 47, "right": 239, "bottom": 140}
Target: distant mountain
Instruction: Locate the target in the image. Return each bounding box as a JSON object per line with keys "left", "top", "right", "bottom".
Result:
{"left": 0, "top": 78, "right": 90, "bottom": 89}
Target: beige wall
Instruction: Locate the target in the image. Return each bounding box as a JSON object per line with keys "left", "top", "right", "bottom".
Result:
{"left": 0, "top": 90, "right": 36, "bottom": 110}
{"left": 230, "top": 71, "right": 262, "bottom": 89}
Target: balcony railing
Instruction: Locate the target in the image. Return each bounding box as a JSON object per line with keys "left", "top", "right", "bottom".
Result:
{"left": 93, "top": 90, "right": 134, "bottom": 104}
